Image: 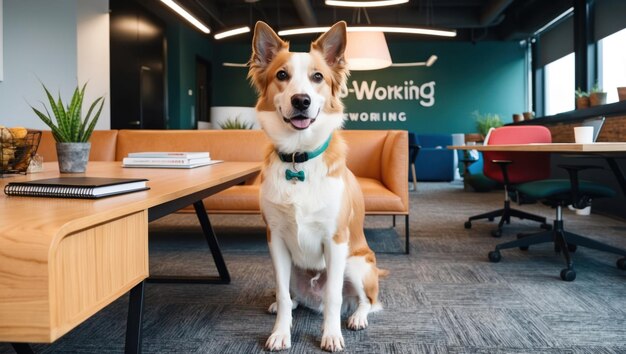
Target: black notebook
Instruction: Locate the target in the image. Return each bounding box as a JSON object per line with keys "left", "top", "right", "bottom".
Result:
{"left": 4, "top": 177, "right": 150, "bottom": 199}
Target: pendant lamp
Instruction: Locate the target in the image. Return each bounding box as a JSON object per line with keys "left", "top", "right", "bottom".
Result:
{"left": 344, "top": 31, "right": 392, "bottom": 70}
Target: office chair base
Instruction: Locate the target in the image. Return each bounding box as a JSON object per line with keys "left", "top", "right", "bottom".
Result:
{"left": 465, "top": 200, "right": 548, "bottom": 236}
{"left": 490, "top": 211, "right": 626, "bottom": 280}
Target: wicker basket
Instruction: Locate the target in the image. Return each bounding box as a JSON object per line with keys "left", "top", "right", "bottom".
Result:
{"left": 0, "top": 130, "right": 42, "bottom": 176}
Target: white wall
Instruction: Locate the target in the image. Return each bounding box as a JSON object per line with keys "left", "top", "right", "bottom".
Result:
{"left": 0, "top": 0, "right": 110, "bottom": 130}
{"left": 0, "top": 0, "right": 4, "bottom": 82}
{"left": 77, "top": 0, "right": 110, "bottom": 129}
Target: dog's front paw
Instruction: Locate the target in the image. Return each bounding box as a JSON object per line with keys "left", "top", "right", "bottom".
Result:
{"left": 347, "top": 312, "right": 369, "bottom": 330}
{"left": 268, "top": 302, "right": 278, "bottom": 314}
{"left": 321, "top": 332, "right": 344, "bottom": 352}
{"left": 268, "top": 300, "right": 298, "bottom": 314}
{"left": 266, "top": 331, "right": 291, "bottom": 351}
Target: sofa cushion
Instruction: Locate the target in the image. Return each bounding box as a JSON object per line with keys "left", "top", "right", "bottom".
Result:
{"left": 197, "top": 177, "right": 405, "bottom": 215}
{"left": 38, "top": 130, "right": 118, "bottom": 162}
{"left": 341, "top": 130, "right": 387, "bottom": 181}
{"left": 357, "top": 177, "right": 405, "bottom": 213}
{"left": 203, "top": 185, "right": 261, "bottom": 213}
{"left": 116, "top": 130, "right": 270, "bottom": 162}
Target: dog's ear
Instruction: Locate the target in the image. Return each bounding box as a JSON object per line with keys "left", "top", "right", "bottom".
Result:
{"left": 251, "top": 21, "right": 288, "bottom": 68}
{"left": 311, "top": 21, "right": 347, "bottom": 67}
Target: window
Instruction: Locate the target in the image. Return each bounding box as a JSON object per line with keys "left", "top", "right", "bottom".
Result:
{"left": 544, "top": 52, "right": 575, "bottom": 115}
{"left": 599, "top": 28, "right": 626, "bottom": 104}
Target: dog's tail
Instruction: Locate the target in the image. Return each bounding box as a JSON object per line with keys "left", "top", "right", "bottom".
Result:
{"left": 378, "top": 268, "right": 390, "bottom": 278}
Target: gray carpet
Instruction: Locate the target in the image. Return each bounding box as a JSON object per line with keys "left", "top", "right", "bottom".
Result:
{"left": 3, "top": 182, "right": 626, "bottom": 353}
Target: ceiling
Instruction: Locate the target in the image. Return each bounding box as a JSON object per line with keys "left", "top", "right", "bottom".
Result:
{"left": 149, "top": 0, "right": 573, "bottom": 42}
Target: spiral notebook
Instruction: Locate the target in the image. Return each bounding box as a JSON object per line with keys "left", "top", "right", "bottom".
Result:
{"left": 4, "top": 177, "right": 149, "bottom": 199}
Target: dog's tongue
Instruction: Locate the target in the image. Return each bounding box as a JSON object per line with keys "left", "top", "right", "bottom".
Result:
{"left": 290, "top": 117, "right": 312, "bottom": 129}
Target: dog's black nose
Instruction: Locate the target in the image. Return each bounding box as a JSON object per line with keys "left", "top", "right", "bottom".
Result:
{"left": 291, "top": 94, "right": 311, "bottom": 111}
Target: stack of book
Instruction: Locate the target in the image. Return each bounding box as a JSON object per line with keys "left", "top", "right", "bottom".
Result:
{"left": 123, "top": 152, "right": 220, "bottom": 169}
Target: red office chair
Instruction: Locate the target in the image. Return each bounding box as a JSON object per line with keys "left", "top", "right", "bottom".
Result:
{"left": 464, "top": 126, "right": 552, "bottom": 236}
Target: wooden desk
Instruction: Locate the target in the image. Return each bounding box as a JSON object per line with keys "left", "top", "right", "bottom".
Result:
{"left": 0, "top": 161, "right": 260, "bottom": 351}
{"left": 449, "top": 143, "right": 626, "bottom": 196}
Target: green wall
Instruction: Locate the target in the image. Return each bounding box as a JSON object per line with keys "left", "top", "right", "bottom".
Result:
{"left": 212, "top": 43, "right": 258, "bottom": 107}
{"left": 210, "top": 39, "right": 527, "bottom": 134}
{"left": 166, "top": 22, "right": 213, "bottom": 129}
{"left": 343, "top": 41, "right": 527, "bottom": 133}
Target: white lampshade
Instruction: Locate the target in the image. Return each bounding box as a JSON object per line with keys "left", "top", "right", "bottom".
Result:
{"left": 345, "top": 31, "right": 392, "bottom": 70}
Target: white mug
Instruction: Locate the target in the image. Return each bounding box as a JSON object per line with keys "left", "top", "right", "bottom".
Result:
{"left": 574, "top": 126, "right": 594, "bottom": 144}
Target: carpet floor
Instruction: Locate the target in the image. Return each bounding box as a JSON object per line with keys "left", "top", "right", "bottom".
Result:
{"left": 2, "top": 182, "right": 626, "bottom": 353}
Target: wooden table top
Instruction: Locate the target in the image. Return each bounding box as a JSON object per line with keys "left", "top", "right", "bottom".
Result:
{"left": 0, "top": 161, "right": 261, "bottom": 252}
{"left": 0, "top": 161, "right": 261, "bottom": 343}
{"left": 448, "top": 142, "right": 626, "bottom": 152}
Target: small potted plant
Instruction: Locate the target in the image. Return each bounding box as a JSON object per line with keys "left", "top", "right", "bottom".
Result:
{"left": 31, "top": 83, "right": 105, "bottom": 173}
{"left": 473, "top": 111, "right": 503, "bottom": 140}
{"left": 575, "top": 87, "right": 590, "bottom": 109}
{"left": 589, "top": 82, "right": 607, "bottom": 107}
{"left": 219, "top": 116, "right": 254, "bottom": 129}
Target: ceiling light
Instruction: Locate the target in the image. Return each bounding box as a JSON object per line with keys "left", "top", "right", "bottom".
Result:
{"left": 278, "top": 26, "right": 456, "bottom": 38}
{"left": 345, "top": 32, "right": 392, "bottom": 70}
{"left": 349, "top": 26, "right": 456, "bottom": 37}
{"left": 222, "top": 62, "right": 248, "bottom": 67}
{"left": 278, "top": 26, "right": 333, "bottom": 36}
{"left": 214, "top": 26, "right": 251, "bottom": 40}
{"left": 325, "top": 0, "right": 409, "bottom": 7}
{"left": 160, "top": 0, "right": 210, "bottom": 34}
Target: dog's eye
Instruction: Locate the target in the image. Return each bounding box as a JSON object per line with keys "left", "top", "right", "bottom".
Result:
{"left": 312, "top": 72, "right": 324, "bottom": 83}
{"left": 276, "top": 70, "right": 289, "bottom": 81}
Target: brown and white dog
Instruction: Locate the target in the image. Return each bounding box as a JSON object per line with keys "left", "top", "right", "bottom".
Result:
{"left": 248, "top": 21, "right": 387, "bottom": 352}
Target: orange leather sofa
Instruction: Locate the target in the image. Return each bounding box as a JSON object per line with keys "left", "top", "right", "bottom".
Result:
{"left": 39, "top": 129, "right": 410, "bottom": 251}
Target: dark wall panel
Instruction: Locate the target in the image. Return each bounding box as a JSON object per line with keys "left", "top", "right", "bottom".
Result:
{"left": 110, "top": 0, "right": 166, "bottom": 129}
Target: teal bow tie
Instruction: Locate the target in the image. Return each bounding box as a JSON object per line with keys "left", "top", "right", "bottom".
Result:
{"left": 286, "top": 169, "right": 305, "bottom": 182}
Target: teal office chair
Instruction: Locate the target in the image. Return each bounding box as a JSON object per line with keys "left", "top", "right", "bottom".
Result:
{"left": 488, "top": 163, "right": 626, "bottom": 281}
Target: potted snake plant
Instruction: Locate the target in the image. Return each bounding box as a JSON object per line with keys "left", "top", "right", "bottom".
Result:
{"left": 31, "top": 83, "right": 105, "bottom": 173}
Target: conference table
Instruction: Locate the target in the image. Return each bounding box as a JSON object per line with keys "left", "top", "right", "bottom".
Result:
{"left": 0, "top": 161, "right": 261, "bottom": 354}
{"left": 448, "top": 142, "right": 626, "bottom": 196}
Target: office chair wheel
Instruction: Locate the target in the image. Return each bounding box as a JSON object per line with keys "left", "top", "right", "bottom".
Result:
{"left": 516, "top": 234, "right": 529, "bottom": 250}
{"left": 490, "top": 229, "right": 502, "bottom": 238}
{"left": 540, "top": 223, "right": 552, "bottom": 230}
{"left": 617, "top": 258, "right": 626, "bottom": 270}
{"left": 560, "top": 268, "right": 576, "bottom": 281}
{"left": 488, "top": 250, "right": 501, "bottom": 263}
{"left": 568, "top": 244, "right": 577, "bottom": 253}
{"left": 464, "top": 221, "right": 472, "bottom": 229}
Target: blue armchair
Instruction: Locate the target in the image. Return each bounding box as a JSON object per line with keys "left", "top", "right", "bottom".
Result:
{"left": 412, "top": 134, "right": 455, "bottom": 181}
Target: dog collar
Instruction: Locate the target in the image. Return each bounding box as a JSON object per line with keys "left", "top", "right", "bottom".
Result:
{"left": 277, "top": 135, "right": 332, "bottom": 164}
{"left": 278, "top": 136, "right": 332, "bottom": 182}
